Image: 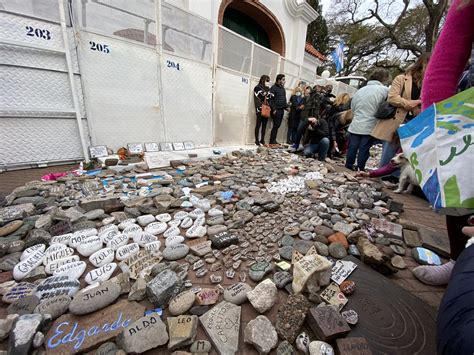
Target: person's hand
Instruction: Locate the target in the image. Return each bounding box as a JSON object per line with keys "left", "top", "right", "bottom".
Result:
{"left": 412, "top": 106, "right": 421, "bottom": 116}
{"left": 355, "top": 171, "right": 370, "bottom": 178}
{"left": 408, "top": 99, "right": 421, "bottom": 109}
{"left": 299, "top": 105, "right": 304, "bottom": 109}
{"left": 334, "top": 146, "right": 340, "bottom": 153}
{"left": 462, "top": 226, "right": 474, "bottom": 237}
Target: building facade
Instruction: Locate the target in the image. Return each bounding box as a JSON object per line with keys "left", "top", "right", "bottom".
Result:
{"left": 1, "top": 0, "right": 325, "bottom": 169}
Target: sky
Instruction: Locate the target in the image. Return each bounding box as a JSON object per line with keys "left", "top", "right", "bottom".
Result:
{"left": 320, "top": 0, "right": 332, "bottom": 15}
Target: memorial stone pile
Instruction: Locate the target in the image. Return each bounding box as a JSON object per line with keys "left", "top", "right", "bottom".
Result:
{"left": 0, "top": 147, "right": 443, "bottom": 353}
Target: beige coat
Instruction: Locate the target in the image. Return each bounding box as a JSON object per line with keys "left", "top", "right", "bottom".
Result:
{"left": 371, "top": 74, "right": 413, "bottom": 142}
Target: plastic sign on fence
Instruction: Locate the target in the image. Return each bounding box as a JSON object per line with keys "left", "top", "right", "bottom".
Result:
{"left": 398, "top": 88, "right": 474, "bottom": 214}
{"left": 89, "top": 146, "right": 108, "bottom": 159}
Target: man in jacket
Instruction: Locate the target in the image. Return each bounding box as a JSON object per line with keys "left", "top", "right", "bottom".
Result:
{"left": 345, "top": 68, "right": 390, "bottom": 171}
{"left": 303, "top": 117, "right": 330, "bottom": 161}
{"left": 291, "top": 86, "right": 321, "bottom": 151}
{"left": 269, "top": 74, "right": 288, "bottom": 145}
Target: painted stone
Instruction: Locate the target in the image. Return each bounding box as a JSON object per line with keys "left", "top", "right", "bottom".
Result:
{"left": 84, "top": 263, "right": 117, "bottom": 285}
{"left": 137, "top": 214, "right": 155, "bottom": 227}
{"left": 50, "top": 233, "right": 72, "bottom": 245}
{"left": 98, "top": 224, "right": 118, "bottom": 235}
{"left": 163, "top": 244, "right": 190, "bottom": 261}
{"left": 100, "top": 230, "right": 121, "bottom": 244}
{"left": 155, "top": 213, "right": 172, "bottom": 223}
{"left": 34, "top": 295, "right": 71, "bottom": 319}
{"left": 7, "top": 294, "right": 40, "bottom": 315}
{"left": 44, "top": 243, "right": 67, "bottom": 255}
{"left": 339, "top": 280, "right": 356, "bottom": 296}
{"left": 77, "top": 236, "right": 102, "bottom": 257}
{"left": 195, "top": 288, "right": 219, "bottom": 306}
{"left": 189, "top": 241, "right": 212, "bottom": 257}
{"left": 186, "top": 225, "right": 207, "bottom": 238}
{"left": 69, "top": 229, "right": 98, "bottom": 248}
{"left": 144, "top": 241, "right": 161, "bottom": 253}
{"left": 199, "top": 301, "right": 241, "bottom": 355}
{"left": 20, "top": 244, "right": 46, "bottom": 261}
{"left": 44, "top": 300, "right": 145, "bottom": 354}
{"left": 53, "top": 261, "right": 87, "bottom": 280}
{"left": 106, "top": 233, "right": 129, "bottom": 251}
{"left": 144, "top": 222, "right": 167, "bottom": 235}
{"left": 174, "top": 211, "right": 189, "bottom": 220}
{"left": 133, "top": 232, "right": 158, "bottom": 247}
{"left": 167, "top": 315, "right": 198, "bottom": 350}
{"left": 122, "top": 224, "right": 142, "bottom": 239}
{"left": 119, "top": 249, "right": 163, "bottom": 279}
{"left": 89, "top": 248, "right": 115, "bottom": 268}
{"left": 292, "top": 254, "right": 332, "bottom": 294}
{"left": 180, "top": 217, "right": 193, "bottom": 229}
{"left": 210, "top": 231, "right": 239, "bottom": 249}
{"left": 223, "top": 282, "right": 252, "bottom": 305}
{"left": 116, "top": 314, "right": 168, "bottom": 353}
{"left": 45, "top": 255, "right": 80, "bottom": 275}
{"left": 35, "top": 275, "right": 80, "bottom": 301}
{"left": 69, "top": 281, "right": 121, "bottom": 315}
{"left": 118, "top": 218, "right": 136, "bottom": 229}
{"left": 116, "top": 243, "right": 140, "bottom": 261}
{"left": 164, "top": 226, "right": 181, "bottom": 238}
{"left": 14, "top": 250, "right": 46, "bottom": 281}
{"left": 169, "top": 290, "right": 196, "bottom": 316}
{"left": 146, "top": 269, "right": 183, "bottom": 306}
{"left": 43, "top": 248, "right": 74, "bottom": 266}
{"left": 165, "top": 235, "right": 185, "bottom": 247}
{"left": 2, "top": 282, "right": 36, "bottom": 304}
{"left": 8, "top": 313, "right": 43, "bottom": 355}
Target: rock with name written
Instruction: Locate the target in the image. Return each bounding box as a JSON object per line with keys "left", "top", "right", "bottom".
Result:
{"left": 89, "top": 248, "right": 115, "bottom": 268}
{"left": 292, "top": 254, "right": 332, "bottom": 294}
{"left": 69, "top": 281, "right": 121, "bottom": 315}
{"left": 320, "top": 282, "right": 348, "bottom": 311}
{"left": 13, "top": 249, "right": 45, "bottom": 281}
{"left": 45, "top": 255, "right": 80, "bottom": 274}
{"left": 53, "top": 261, "right": 86, "bottom": 280}
{"left": 223, "top": 282, "right": 252, "bottom": 305}
{"left": 7, "top": 294, "right": 39, "bottom": 315}
{"left": 106, "top": 233, "right": 129, "bottom": 251}
{"left": 43, "top": 247, "right": 74, "bottom": 266}
{"left": 167, "top": 315, "right": 198, "bottom": 350}
{"left": 77, "top": 236, "right": 102, "bottom": 257}
{"left": 45, "top": 300, "right": 145, "bottom": 354}
{"left": 331, "top": 260, "right": 357, "bottom": 285}
{"left": 84, "top": 263, "right": 117, "bottom": 285}
{"left": 210, "top": 231, "right": 239, "bottom": 249}
{"left": 20, "top": 244, "right": 45, "bottom": 261}
{"left": 35, "top": 275, "right": 80, "bottom": 301}
{"left": 371, "top": 218, "right": 403, "bottom": 240}
{"left": 335, "top": 337, "right": 372, "bottom": 355}
{"left": 163, "top": 243, "right": 189, "bottom": 261}
{"left": 306, "top": 306, "right": 350, "bottom": 342}
{"left": 116, "top": 243, "right": 140, "bottom": 261}
{"left": 119, "top": 249, "right": 163, "bottom": 279}
{"left": 34, "top": 295, "right": 71, "bottom": 319}
{"left": 2, "top": 282, "right": 36, "bottom": 304}
{"left": 169, "top": 289, "right": 196, "bottom": 316}
{"left": 196, "top": 288, "right": 220, "bottom": 306}
{"left": 199, "top": 301, "right": 241, "bottom": 355}
{"left": 147, "top": 269, "right": 183, "bottom": 306}
{"left": 116, "top": 313, "right": 168, "bottom": 353}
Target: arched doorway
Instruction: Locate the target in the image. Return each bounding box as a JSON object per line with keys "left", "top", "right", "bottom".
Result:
{"left": 218, "top": 0, "right": 285, "bottom": 56}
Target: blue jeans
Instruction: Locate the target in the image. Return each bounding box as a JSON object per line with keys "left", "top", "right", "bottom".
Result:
{"left": 303, "top": 137, "right": 330, "bottom": 160}
{"left": 380, "top": 140, "right": 400, "bottom": 167}
{"left": 292, "top": 118, "right": 309, "bottom": 148}
{"left": 345, "top": 133, "right": 374, "bottom": 171}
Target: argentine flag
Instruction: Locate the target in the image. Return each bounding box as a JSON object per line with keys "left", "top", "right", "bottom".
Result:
{"left": 331, "top": 41, "right": 345, "bottom": 73}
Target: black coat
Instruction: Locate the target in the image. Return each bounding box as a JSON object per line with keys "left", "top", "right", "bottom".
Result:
{"left": 288, "top": 95, "right": 304, "bottom": 128}
{"left": 269, "top": 84, "right": 287, "bottom": 110}
{"left": 327, "top": 101, "right": 351, "bottom": 141}
{"left": 306, "top": 118, "right": 329, "bottom": 144}
{"left": 300, "top": 94, "right": 321, "bottom": 120}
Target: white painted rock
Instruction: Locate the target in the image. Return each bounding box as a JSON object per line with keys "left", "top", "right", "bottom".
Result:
{"left": 116, "top": 243, "right": 140, "bottom": 261}
{"left": 35, "top": 275, "right": 80, "bottom": 301}
{"left": 144, "top": 241, "right": 161, "bottom": 253}
{"left": 50, "top": 233, "right": 72, "bottom": 245}
{"left": 168, "top": 220, "right": 181, "bottom": 228}
{"left": 180, "top": 217, "right": 193, "bottom": 229}
{"left": 69, "top": 229, "right": 98, "bottom": 248}
{"left": 155, "top": 213, "right": 172, "bottom": 223}
{"left": 193, "top": 216, "right": 206, "bottom": 227}
{"left": 133, "top": 232, "right": 158, "bottom": 247}
{"left": 53, "top": 261, "right": 87, "bottom": 279}
{"left": 98, "top": 223, "right": 118, "bottom": 235}
{"left": 107, "top": 233, "right": 129, "bottom": 250}
{"left": 123, "top": 224, "right": 142, "bottom": 239}
{"left": 20, "top": 244, "right": 46, "bottom": 261}
{"left": 173, "top": 211, "right": 189, "bottom": 220}
{"left": 43, "top": 247, "right": 74, "bottom": 266}
{"left": 89, "top": 248, "right": 115, "bottom": 268}
{"left": 85, "top": 263, "right": 117, "bottom": 285}
{"left": 100, "top": 230, "right": 121, "bottom": 244}
{"left": 165, "top": 235, "right": 184, "bottom": 247}
{"left": 145, "top": 222, "right": 167, "bottom": 235}
{"left": 77, "top": 236, "right": 102, "bottom": 257}
{"left": 164, "top": 226, "right": 180, "bottom": 238}
{"left": 118, "top": 219, "right": 136, "bottom": 230}
{"left": 13, "top": 250, "right": 46, "bottom": 281}
{"left": 137, "top": 214, "right": 155, "bottom": 227}
{"left": 44, "top": 243, "right": 67, "bottom": 255}
{"left": 45, "top": 255, "right": 80, "bottom": 274}
{"left": 186, "top": 225, "right": 206, "bottom": 238}
{"left": 189, "top": 208, "right": 205, "bottom": 219}
{"left": 208, "top": 208, "right": 224, "bottom": 217}
{"left": 181, "top": 201, "right": 193, "bottom": 208}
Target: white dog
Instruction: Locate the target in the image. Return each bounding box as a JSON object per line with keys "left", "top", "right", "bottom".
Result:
{"left": 391, "top": 153, "right": 419, "bottom": 194}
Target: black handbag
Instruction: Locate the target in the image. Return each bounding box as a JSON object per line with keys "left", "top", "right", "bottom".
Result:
{"left": 376, "top": 81, "right": 405, "bottom": 120}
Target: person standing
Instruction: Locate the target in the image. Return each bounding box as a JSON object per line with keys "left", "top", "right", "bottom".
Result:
{"left": 287, "top": 87, "right": 304, "bottom": 144}
{"left": 253, "top": 75, "right": 273, "bottom": 146}
{"left": 372, "top": 53, "right": 430, "bottom": 167}
{"left": 345, "top": 68, "right": 390, "bottom": 171}
{"left": 291, "top": 86, "right": 319, "bottom": 151}
{"left": 269, "top": 74, "right": 288, "bottom": 145}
